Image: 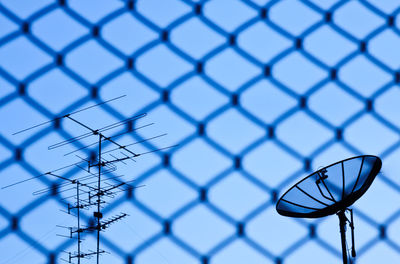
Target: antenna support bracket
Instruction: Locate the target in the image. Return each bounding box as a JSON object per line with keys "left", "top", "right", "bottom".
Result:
{"left": 94, "top": 212, "right": 103, "bottom": 219}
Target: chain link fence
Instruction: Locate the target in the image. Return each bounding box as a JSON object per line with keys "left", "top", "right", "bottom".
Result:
{"left": 1, "top": 0, "right": 400, "bottom": 263}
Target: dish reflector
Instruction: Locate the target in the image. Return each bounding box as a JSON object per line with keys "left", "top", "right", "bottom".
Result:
{"left": 276, "top": 155, "right": 382, "bottom": 218}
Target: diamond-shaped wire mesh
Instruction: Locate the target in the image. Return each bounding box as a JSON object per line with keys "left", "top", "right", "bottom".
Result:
{"left": 1, "top": 0, "right": 400, "bottom": 263}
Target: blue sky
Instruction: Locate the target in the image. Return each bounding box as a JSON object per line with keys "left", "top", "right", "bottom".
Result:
{"left": 1, "top": 0, "right": 400, "bottom": 263}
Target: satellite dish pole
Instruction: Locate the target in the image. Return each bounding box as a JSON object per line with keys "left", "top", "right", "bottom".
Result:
{"left": 337, "top": 209, "right": 347, "bottom": 264}
{"left": 276, "top": 155, "right": 382, "bottom": 264}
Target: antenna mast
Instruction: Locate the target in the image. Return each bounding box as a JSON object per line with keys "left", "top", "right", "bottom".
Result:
{"left": 96, "top": 134, "right": 101, "bottom": 264}
{"left": 5, "top": 96, "right": 177, "bottom": 264}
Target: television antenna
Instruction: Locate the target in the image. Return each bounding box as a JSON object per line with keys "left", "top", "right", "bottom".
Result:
{"left": 276, "top": 155, "right": 382, "bottom": 264}
{"left": 3, "top": 95, "right": 177, "bottom": 263}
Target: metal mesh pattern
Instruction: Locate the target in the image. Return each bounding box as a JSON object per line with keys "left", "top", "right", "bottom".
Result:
{"left": 1, "top": 0, "right": 400, "bottom": 263}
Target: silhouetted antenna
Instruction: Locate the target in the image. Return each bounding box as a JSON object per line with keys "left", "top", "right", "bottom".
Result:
{"left": 12, "top": 95, "right": 127, "bottom": 135}
{"left": 62, "top": 122, "right": 155, "bottom": 156}
{"left": 32, "top": 174, "right": 127, "bottom": 196}
{"left": 99, "top": 213, "right": 128, "bottom": 230}
{"left": 1, "top": 157, "right": 120, "bottom": 190}
{"left": 1, "top": 161, "right": 86, "bottom": 189}
{"left": 66, "top": 250, "right": 106, "bottom": 263}
{"left": 276, "top": 156, "right": 382, "bottom": 264}
{"left": 4, "top": 95, "right": 178, "bottom": 264}
{"left": 48, "top": 113, "right": 147, "bottom": 150}
{"left": 100, "top": 133, "right": 167, "bottom": 156}
{"left": 139, "top": 144, "right": 179, "bottom": 155}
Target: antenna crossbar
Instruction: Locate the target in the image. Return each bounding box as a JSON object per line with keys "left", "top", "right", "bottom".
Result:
{"left": 12, "top": 95, "right": 127, "bottom": 135}
{"left": 63, "top": 122, "right": 154, "bottom": 156}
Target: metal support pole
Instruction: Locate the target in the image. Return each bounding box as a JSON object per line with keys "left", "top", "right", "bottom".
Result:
{"left": 338, "top": 210, "right": 348, "bottom": 264}
{"left": 76, "top": 182, "right": 81, "bottom": 264}
{"left": 97, "top": 134, "right": 102, "bottom": 264}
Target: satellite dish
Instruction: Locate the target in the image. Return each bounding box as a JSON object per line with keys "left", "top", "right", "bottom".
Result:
{"left": 276, "top": 155, "right": 382, "bottom": 264}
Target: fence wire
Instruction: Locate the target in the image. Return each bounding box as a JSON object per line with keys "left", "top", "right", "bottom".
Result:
{"left": 1, "top": 0, "right": 400, "bottom": 263}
